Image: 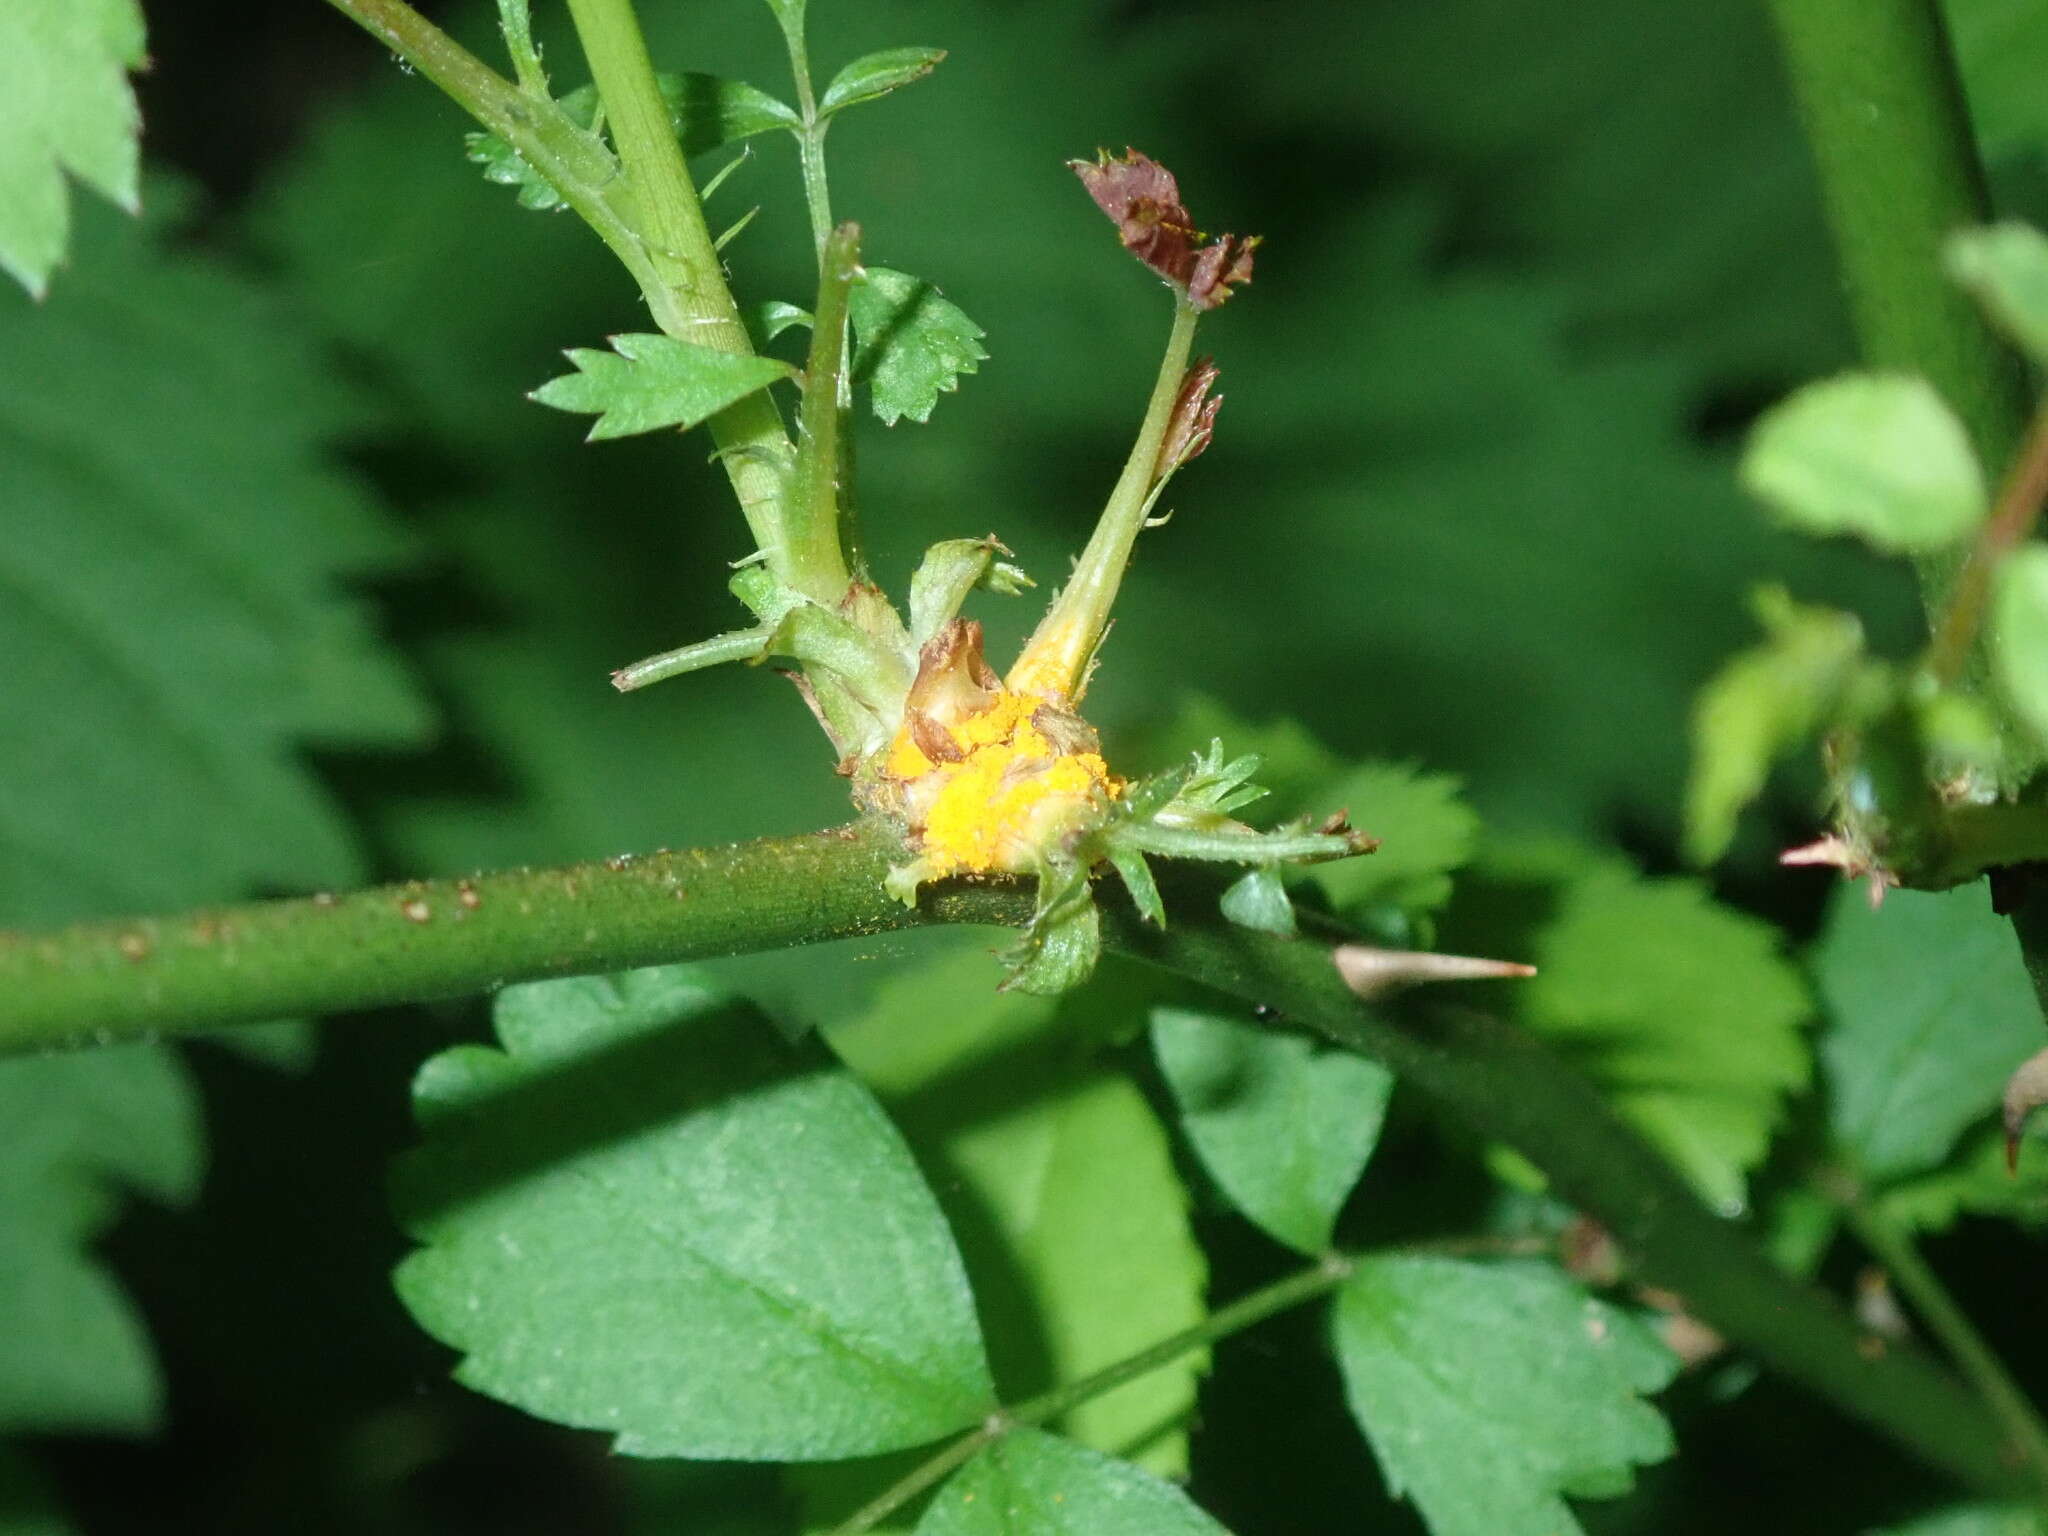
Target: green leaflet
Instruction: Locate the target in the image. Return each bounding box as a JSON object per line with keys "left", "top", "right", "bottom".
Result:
{"left": 826, "top": 946, "right": 1207, "bottom": 1477}
{"left": 850, "top": 267, "right": 988, "bottom": 425}
{"left": 1946, "top": 223, "right": 2048, "bottom": 366}
{"left": 0, "top": 0, "right": 143, "bottom": 297}
{"left": 1874, "top": 1127, "right": 2048, "bottom": 1235}
{"left": 1152, "top": 1006, "right": 1392, "bottom": 1256}
{"left": 1332, "top": 1258, "right": 1676, "bottom": 1536}
{"left": 392, "top": 965, "right": 996, "bottom": 1460}
{"left": 531, "top": 333, "right": 794, "bottom": 440}
{"left": 1306, "top": 762, "right": 1479, "bottom": 926}
{"left": 819, "top": 47, "right": 947, "bottom": 117}
{"left": 1812, "top": 882, "right": 2045, "bottom": 1186}
{"left": 914, "top": 1429, "right": 1231, "bottom": 1535}
{"left": 1443, "top": 838, "right": 1810, "bottom": 1215}
{"left": 1684, "top": 587, "right": 1865, "bottom": 864}
{"left": 1740, "top": 374, "right": 1987, "bottom": 555}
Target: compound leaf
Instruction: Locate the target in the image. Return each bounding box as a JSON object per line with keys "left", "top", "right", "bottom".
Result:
{"left": 1684, "top": 587, "right": 1864, "bottom": 864}
{"left": 0, "top": 0, "right": 144, "bottom": 297}
{"left": 1444, "top": 839, "right": 1810, "bottom": 1215}
{"left": 850, "top": 267, "right": 987, "bottom": 425}
{"left": 1741, "top": 374, "right": 1986, "bottom": 554}
{"left": 915, "top": 1429, "right": 1231, "bottom": 1535}
{"left": 827, "top": 946, "right": 1205, "bottom": 1477}
{"left": 1812, "top": 882, "right": 2044, "bottom": 1185}
{"left": 393, "top": 965, "right": 996, "bottom": 1460}
{"left": 1152, "top": 1006, "right": 1392, "bottom": 1255}
{"left": 532, "top": 333, "right": 793, "bottom": 440}
{"left": 1333, "top": 1257, "right": 1676, "bottom": 1536}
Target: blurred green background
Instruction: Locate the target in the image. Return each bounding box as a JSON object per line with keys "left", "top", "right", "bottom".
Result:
{"left": 7, "top": 0, "right": 2048, "bottom": 1530}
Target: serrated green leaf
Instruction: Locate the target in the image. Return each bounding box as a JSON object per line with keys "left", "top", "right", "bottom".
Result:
{"left": 1741, "top": 374, "right": 1987, "bottom": 554}
{"left": 1444, "top": 839, "right": 1810, "bottom": 1215}
{"left": 1866, "top": 1505, "right": 2047, "bottom": 1536}
{"left": 850, "top": 267, "right": 987, "bottom": 425}
{"left": 0, "top": 1044, "right": 201, "bottom": 1436}
{"left": 531, "top": 333, "right": 793, "bottom": 440}
{"left": 0, "top": 0, "right": 144, "bottom": 297}
{"left": 1684, "top": 587, "right": 1865, "bottom": 864}
{"left": 1947, "top": 224, "right": 2048, "bottom": 365}
{"left": 915, "top": 1429, "right": 1230, "bottom": 1535}
{"left": 1333, "top": 1258, "right": 1676, "bottom": 1536}
{"left": 1152, "top": 1007, "right": 1391, "bottom": 1255}
{"left": 392, "top": 965, "right": 996, "bottom": 1460}
{"left": 1812, "top": 882, "right": 2044, "bottom": 1185}
{"left": 1306, "top": 763, "right": 1479, "bottom": 920}
{"left": 1994, "top": 546, "right": 2048, "bottom": 751}
{"left": 819, "top": 47, "right": 947, "bottom": 117}
{"left": 828, "top": 947, "right": 1206, "bottom": 1477}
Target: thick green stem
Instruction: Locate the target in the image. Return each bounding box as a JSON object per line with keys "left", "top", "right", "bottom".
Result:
{"left": 1766, "top": 0, "right": 2034, "bottom": 764}
{"left": 560, "top": 0, "right": 800, "bottom": 581}
{"left": 1847, "top": 1198, "right": 2048, "bottom": 1501}
{"left": 0, "top": 842, "right": 2021, "bottom": 1495}
{"left": 0, "top": 826, "right": 1020, "bottom": 1049}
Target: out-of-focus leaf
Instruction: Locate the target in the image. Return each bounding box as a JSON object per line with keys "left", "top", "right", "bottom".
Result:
{"left": 0, "top": 1447, "right": 77, "bottom": 1536}
{"left": 0, "top": 1046, "right": 201, "bottom": 1436}
{"left": 1443, "top": 839, "right": 1810, "bottom": 1215}
{"left": 1874, "top": 1127, "right": 2048, "bottom": 1235}
{"left": 1812, "top": 882, "right": 2044, "bottom": 1185}
{"left": 1946, "top": 224, "right": 2048, "bottom": 365}
{"left": 0, "top": 0, "right": 143, "bottom": 297}
{"left": 1741, "top": 374, "right": 1987, "bottom": 554}
{"left": 1684, "top": 586, "right": 1864, "bottom": 864}
{"left": 826, "top": 945, "right": 1205, "bottom": 1476}
{"left": 819, "top": 47, "right": 946, "bottom": 117}
{"left": 1947, "top": 0, "right": 2048, "bottom": 159}
{"left": 0, "top": 189, "right": 425, "bottom": 1448}
{"left": 1333, "top": 1257, "right": 1676, "bottom": 1536}
{"left": 392, "top": 965, "right": 995, "bottom": 1460}
{"left": 1152, "top": 1006, "right": 1392, "bottom": 1255}
{"left": 1866, "top": 1506, "right": 2048, "bottom": 1536}
{"left": 1994, "top": 546, "right": 2048, "bottom": 751}
{"left": 850, "top": 267, "right": 987, "bottom": 425}
{"left": 1219, "top": 865, "right": 1295, "bottom": 935}
{"left": 914, "top": 1430, "right": 1231, "bottom": 1535}
{"left": 531, "top": 333, "right": 793, "bottom": 440}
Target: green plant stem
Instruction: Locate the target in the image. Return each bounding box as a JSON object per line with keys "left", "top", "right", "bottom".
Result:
{"left": 1930, "top": 394, "right": 2048, "bottom": 687}
{"left": 828, "top": 1255, "right": 1358, "bottom": 1535}
{"left": 1847, "top": 1197, "right": 2048, "bottom": 1501}
{"left": 559, "top": 0, "right": 811, "bottom": 591}
{"left": 0, "top": 840, "right": 2022, "bottom": 1496}
{"left": 1764, "top": 0, "right": 2028, "bottom": 488}
{"left": 1008, "top": 300, "right": 1200, "bottom": 695}
{"left": 323, "top": 0, "right": 806, "bottom": 592}
{"left": 1765, "top": 0, "right": 2037, "bottom": 777}
{"left": 770, "top": 4, "right": 836, "bottom": 259}
{"left": 0, "top": 825, "right": 1022, "bottom": 1048}
{"left": 493, "top": 0, "right": 548, "bottom": 94}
